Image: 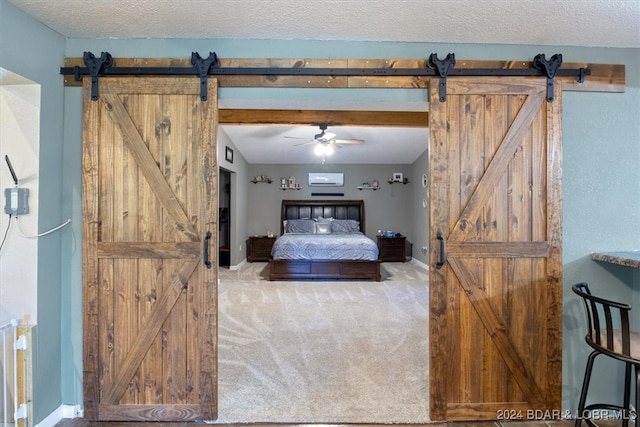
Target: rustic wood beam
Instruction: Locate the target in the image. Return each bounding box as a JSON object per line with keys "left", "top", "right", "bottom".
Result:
{"left": 219, "top": 109, "right": 428, "bottom": 127}
{"left": 63, "top": 57, "right": 625, "bottom": 93}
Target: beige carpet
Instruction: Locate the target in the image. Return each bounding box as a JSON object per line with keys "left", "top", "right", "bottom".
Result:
{"left": 216, "top": 261, "right": 430, "bottom": 423}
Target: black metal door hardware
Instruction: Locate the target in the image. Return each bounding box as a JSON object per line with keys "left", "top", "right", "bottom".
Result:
{"left": 203, "top": 231, "right": 212, "bottom": 269}
{"left": 436, "top": 231, "right": 446, "bottom": 269}
{"left": 61, "top": 51, "right": 590, "bottom": 102}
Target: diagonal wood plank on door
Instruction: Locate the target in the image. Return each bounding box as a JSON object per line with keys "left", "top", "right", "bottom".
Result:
{"left": 101, "top": 93, "right": 198, "bottom": 242}
{"left": 448, "top": 257, "right": 545, "bottom": 405}
{"left": 449, "top": 90, "right": 544, "bottom": 241}
{"left": 101, "top": 258, "right": 199, "bottom": 404}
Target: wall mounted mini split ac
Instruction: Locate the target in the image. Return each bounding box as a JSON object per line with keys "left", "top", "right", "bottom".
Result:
{"left": 4, "top": 155, "right": 29, "bottom": 215}
{"left": 308, "top": 172, "right": 344, "bottom": 187}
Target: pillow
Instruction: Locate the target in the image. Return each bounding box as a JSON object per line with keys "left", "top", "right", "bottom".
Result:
{"left": 284, "top": 218, "right": 315, "bottom": 234}
{"left": 315, "top": 216, "right": 334, "bottom": 223}
{"left": 314, "top": 222, "right": 331, "bottom": 234}
{"left": 330, "top": 219, "right": 360, "bottom": 233}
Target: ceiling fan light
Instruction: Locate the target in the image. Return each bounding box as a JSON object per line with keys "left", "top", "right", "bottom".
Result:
{"left": 314, "top": 144, "right": 325, "bottom": 156}
{"left": 325, "top": 145, "right": 334, "bottom": 155}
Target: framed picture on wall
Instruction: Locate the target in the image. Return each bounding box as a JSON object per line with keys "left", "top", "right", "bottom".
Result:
{"left": 225, "top": 146, "right": 234, "bottom": 163}
{"left": 393, "top": 172, "right": 403, "bottom": 182}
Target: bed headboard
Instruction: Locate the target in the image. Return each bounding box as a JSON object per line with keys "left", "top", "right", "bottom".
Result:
{"left": 280, "top": 199, "right": 366, "bottom": 235}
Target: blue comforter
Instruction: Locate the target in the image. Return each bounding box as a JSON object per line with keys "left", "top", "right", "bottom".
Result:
{"left": 271, "top": 232, "right": 379, "bottom": 261}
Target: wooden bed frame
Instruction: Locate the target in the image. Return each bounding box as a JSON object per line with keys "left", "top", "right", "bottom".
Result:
{"left": 269, "top": 199, "right": 381, "bottom": 281}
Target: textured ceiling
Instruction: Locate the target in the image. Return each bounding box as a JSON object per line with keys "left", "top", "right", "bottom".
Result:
{"left": 7, "top": 0, "right": 637, "bottom": 164}
{"left": 7, "top": 0, "right": 640, "bottom": 48}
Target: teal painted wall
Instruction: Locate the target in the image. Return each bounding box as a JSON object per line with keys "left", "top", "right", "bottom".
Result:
{"left": 2, "top": 0, "right": 639, "bottom": 418}
{"left": 0, "top": 0, "right": 67, "bottom": 422}
{"left": 562, "top": 50, "right": 640, "bottom": 408}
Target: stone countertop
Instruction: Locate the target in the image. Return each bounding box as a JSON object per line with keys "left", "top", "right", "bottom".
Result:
{"left": 591, "top": 251, "right": 640, "bottom": 269}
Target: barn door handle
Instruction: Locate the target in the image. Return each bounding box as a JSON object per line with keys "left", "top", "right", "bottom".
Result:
{"left": 203, "top": 231, "right": 212, "bottom": 269}
{"left": 436, "top": 232, "right": 446, "bottom": 269}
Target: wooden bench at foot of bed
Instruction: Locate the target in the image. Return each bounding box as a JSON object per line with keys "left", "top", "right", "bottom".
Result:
{"left": 269, "top": 259, "right": 381, "bottom": 281}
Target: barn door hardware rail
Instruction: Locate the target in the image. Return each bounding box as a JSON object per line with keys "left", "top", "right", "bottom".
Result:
{"left": 61, "top": 51, "right": 590, "bottom": 102}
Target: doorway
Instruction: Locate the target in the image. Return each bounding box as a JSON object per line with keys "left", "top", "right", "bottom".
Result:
{"left": 219, "top": 168, "right": 231, "bottom": 268}
{"left": 216, "top": 109, "right": 432, "bottom": 422}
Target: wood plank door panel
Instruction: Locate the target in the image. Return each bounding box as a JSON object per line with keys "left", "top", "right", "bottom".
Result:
{"left": 82, "top": 77, "right": 218, "bottom": 421}
{"left": 429, "top": 77, "right": 562, "bottom": 420}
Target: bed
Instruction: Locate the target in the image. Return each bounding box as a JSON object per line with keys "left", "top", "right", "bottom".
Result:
{"left": 269, "top": 200, "right": 381, "bottom": 281}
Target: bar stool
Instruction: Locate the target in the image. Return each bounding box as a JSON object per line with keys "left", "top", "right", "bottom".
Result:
{"left": 572, "top": 283, "right": 640, "bottom": 427}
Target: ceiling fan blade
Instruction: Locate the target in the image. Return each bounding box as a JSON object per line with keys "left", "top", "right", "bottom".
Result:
{"left": 293, "top": 141, "right": 316, "bottom": 147}
{"left": 284, "top": 135, "right": 311, "bottom": 140}
{"left": 334, "top": 138, "right": 365, "bottom": 145}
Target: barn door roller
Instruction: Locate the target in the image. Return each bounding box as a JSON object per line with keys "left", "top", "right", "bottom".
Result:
{"left": 533, "top": 53, "right": 563, "bottom": 102}
{"left": 83, "top": 51, "right": 113, "bottom": 101}
{"left": 191, "top": 51, "right": 219, "bottom": 101}
{"left": 65, "top": 51, "right": 589, "bottom": 102}
{"left": 428, "top": 53, "right": 456, "bottom": 102}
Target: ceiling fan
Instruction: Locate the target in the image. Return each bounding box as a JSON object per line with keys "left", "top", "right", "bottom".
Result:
{"left": 286, "top": 124, "right": 365, "bottom": 147}
{"left": 285, "top": 124, "right": 365, "bottom": 163}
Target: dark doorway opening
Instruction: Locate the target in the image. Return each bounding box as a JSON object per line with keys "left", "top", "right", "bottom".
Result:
{"left": 219, "top": 168, "right": 231, "bottom": 267}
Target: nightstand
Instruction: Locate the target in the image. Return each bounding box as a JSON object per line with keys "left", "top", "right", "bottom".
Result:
{"left": 248, "top": 235, "right": 276, "bottom": 262}
{"left": 377, "top": 235, "right": 406, "bottom": 262}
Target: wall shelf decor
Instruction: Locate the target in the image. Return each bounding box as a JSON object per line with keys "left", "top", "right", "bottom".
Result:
{"left": 358, "top": 179, "right": 380, "bottom": 190}
{"left": 280, "top": 176, "right": 300, "bottom": 190}
{"left": 250, "top": 175, "right": 272, "bottom": 184}
{"left": 388, "top": 177, "right": 410, "bottom": 184}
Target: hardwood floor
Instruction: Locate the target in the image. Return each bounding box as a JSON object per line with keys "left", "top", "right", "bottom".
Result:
{"left": 56, "top": 419, "right": 578, "bottom": 427}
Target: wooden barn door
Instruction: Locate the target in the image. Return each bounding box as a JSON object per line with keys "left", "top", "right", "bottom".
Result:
{"left": 82, "top": 77, "right": 218, "bottom": 421}
{"left": 429, "top": 77, "right": 562, "bottom": 420}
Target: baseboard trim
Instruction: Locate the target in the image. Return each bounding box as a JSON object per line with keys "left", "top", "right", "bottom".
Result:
{"left": 410, "top": 257, "right": 429, "bottom": 271}
{"left": 229, "top": 258, "right": 247, "bottom": 271}
{"left": 36, "top": 405, "right": 63, "bottom": 427}
{"left": 37, "top": 404, "right": 83, "bottom": 427}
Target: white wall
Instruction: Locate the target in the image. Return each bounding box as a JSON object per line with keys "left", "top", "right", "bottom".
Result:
{"left": 409, "top": 147, "right": 429, "bottom": 265}
{"left": 217, "top": 128, "right": 250, "bottom": 267}
{"left": 0, "top": 69, "right": 40, "bottom": 325}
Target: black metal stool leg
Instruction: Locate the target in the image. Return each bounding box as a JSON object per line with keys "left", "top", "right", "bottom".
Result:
{"left": 576, "top": 350, "right": 600, "bottom": 427}
{"left": 623, "top": 362, "right": 631, "bottom": 427}
{"left": 635, "top": 364, "right": 639, "bottom": 427}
